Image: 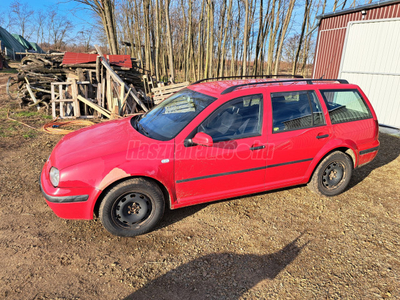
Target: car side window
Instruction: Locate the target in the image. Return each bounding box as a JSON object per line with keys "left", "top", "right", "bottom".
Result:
{"left": 271, "top": 91, "right": 325, "bottom": 133}
{"left": 320, "top": 89, "right": 372, "bottom": 124}
{"left": 198, "top": 94, "right": 262, "bottom": 142}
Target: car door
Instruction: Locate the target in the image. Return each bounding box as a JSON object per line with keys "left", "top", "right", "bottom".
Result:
{"left": 174, "top": 93, "right": 268, "bottom": 207}
{"left": 265, "top": 89, "right": 333, "bottom": 189}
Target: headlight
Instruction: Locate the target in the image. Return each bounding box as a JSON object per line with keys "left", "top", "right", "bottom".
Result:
{"left": 49, "top": 167, "right": 60, "bottom": 187}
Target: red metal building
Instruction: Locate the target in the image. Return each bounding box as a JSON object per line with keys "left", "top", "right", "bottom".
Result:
{"left": 313, "top": 0, "right": 400, "bottom": 79}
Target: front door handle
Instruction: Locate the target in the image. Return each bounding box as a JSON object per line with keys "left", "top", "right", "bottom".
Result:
{"left": 250, "top": 145, "right": 266, "bottom": 151}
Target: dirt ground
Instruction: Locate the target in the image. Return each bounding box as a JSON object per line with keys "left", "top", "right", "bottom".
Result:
{"left": 0, "top": 72, "right": 399, "bottom": 300}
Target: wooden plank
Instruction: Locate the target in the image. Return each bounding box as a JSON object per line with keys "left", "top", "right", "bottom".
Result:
{"left": 71, "top": 79, "right": 80, "bottom": 118}
{"left": 24, "top": 77, "right": 40, "bottom": 110}
{"left": 77, "top": 95, "right": 111, "bottom": 118}
{"left": 59, "top": 85, "right": 64, "bottom": 117}
{"left": 151, "top": 81, "right": 190, "bottom": 104}
{"left": 151, "top": 82, "right": 190, "bottom": 93}
{"left": 51, "top": 84, "right": 56, "bottom": 118}
{"left": 95, "top": 44, "right": 148, "bottom": 112}
{"left": 106, "top": 70, "right": 112, "bottom": 111}
{"left": 101, "top": 65, "right": 105, "bottom": 107}
{"left": 96, "top": 56, "right": 101, "bottom": 83}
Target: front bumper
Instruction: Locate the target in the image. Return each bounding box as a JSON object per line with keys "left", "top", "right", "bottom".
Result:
{"left": 40, "top": 163, "right": 101, "bottom": 220}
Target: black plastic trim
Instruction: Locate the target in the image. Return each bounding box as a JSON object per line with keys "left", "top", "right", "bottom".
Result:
{"left": 266, "top": 158, "right": 313, "bottom": 168}
{"left": 176, "top": 157, "right": 314, "bottom": 183}
{"left": 250, "top": 145, "right": 266, "bottom": 150}
{"left": 176, "top": 166, "right": 267, "bottom": 183}
{"left": 316, "top": 134, "right": 329, "bottom": 139}
{"left": 193, "top": 74, "right": 303, "bottom": 84}
{"left": 39, "top": 176, "right": 89, "bottom": 203}
{"left": 359, "top": 146, "right": 379, "bottom": 155}
{"left": 221, "top": 79, "right": 349, "bottom": 95}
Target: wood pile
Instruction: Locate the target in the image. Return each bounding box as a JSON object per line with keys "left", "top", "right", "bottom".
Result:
{"left": 11, "top": 50, "right": 151, "bottom": 119}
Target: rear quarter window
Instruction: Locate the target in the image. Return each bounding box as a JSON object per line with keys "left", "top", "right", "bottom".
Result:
{"left": 320, "top": 89, "right": 372, "bottom": 124}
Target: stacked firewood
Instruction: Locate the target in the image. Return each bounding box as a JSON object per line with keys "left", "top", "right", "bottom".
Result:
{"left": 12, "top": 53, "right": 150, "bottom": 115}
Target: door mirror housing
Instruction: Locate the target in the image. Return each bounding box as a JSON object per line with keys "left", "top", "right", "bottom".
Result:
{"left": 192, "top": 132, "right": 213, "bottom": 147}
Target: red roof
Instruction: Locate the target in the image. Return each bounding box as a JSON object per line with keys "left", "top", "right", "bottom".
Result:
{"left": 62, "top": 52, "right": 132, "bottom": 68}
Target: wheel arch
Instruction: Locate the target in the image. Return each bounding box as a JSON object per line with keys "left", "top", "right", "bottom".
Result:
{"left": 93, "top": 176, "right": 172, "bottom": 218}
{"left": 307, "top": 146, "right": 356, "bottom": 183}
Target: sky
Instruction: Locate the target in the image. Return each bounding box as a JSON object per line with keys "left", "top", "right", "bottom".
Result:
{"left": 1, "top": 0, "right": 99, "bottom": 44}
{"left": 1, "top": 0, "right": 379, "bottom": 46}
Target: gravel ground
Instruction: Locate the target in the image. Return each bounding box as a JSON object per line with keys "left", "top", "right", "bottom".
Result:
{"left": 0, "top": 73, "right": 399, "bottom": 299}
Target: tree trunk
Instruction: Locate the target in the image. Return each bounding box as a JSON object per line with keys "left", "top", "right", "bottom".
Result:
{"left": 241, "top": 0, "right": 250, "bottom": 76}
{"left": 274, "top": 0, "right": 295, "bottom": 74}
{"left": 292, "top": 0, "right": 311, "bottom": 75}
{"left": 219, "top": 0, "right": 233, "bottom": 77}
{"left": 165, "top": 0, "right": 175, "bottom": 82}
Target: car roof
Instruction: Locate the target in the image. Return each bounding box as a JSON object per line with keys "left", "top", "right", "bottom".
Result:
{"left": 187, "top": 78, "right": 349, "bottom": 98}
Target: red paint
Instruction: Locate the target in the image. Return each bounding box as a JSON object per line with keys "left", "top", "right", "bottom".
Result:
{"left": 40, "top": 79, "right": 379, "bottom": 221}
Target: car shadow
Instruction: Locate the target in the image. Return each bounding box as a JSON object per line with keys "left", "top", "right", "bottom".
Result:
{"left": 156, "top": 203, "right": 209, "bottom": 230}
{"left": 348, "top": 133, "right": 400, "bottom": 189}
{"left": 123, "top": 233, "right": 308, "bottom": 300}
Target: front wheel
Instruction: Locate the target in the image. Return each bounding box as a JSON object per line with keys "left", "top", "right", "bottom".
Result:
{"left": 99, "top": 178, "right": 165, "bottom": 237}
{"left": 308, "top": 151, "right": 353, "bottom": 197}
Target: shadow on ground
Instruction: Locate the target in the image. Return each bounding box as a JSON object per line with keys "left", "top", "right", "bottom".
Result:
{"left": 123, "top": 234, "right": 308, "bottom": 300}
{"left": 349, "top": 133, "right": 400, "bottom": 189}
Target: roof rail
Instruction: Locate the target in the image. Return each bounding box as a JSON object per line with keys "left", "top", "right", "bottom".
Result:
{"left": 193, "top": 74, "right": 303, "bottom": 85}
{"left": 220, "top": 78, "right": 349, "bottom": 95}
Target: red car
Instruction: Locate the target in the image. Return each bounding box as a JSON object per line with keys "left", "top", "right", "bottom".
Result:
{"left": 40, "top": 78, "right": 380, "bottom": 237}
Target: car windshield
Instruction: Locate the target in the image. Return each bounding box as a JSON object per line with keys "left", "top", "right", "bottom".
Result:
{"left": 131, "top": 88, "right": 216, "bottom": 141}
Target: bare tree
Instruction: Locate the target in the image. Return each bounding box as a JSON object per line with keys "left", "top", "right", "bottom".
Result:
{"left": 274, "top": 0, "right": 295, "bottom": 74}
{"left": 73, "top": 0, "right": 119, "bottom": 54}
{"left": 292, "top": 0, "right": 312, "bottom": 75}
{"left": 47, "top": 9, "right": 74, "bottom": 50}
{"left": 165, "top": 0, "right": 175, "bottom": 81}
{"left": 9, "top": 0, "right": 34, "bottom": 39}
{"left": 241, "top": 0, "right": 250, "bottom": 76}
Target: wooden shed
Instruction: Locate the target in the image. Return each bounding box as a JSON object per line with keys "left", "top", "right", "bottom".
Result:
{"left": 312, "top": 0, "right": 400, "bottom": 128}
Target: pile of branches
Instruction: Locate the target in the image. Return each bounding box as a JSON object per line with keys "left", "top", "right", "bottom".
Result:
{"left": 9, "top": 53, "right": 148, "bottom": 111}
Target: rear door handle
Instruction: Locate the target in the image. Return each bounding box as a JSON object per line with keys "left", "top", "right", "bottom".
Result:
{"left": 316, "top": 134, "right": 329, "bottom": 139}
{"left": 250, "top": 145, "right": 266, "bottom": 151}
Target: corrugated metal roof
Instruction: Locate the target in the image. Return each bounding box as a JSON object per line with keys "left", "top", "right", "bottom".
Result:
{"left": 12, "top": 34, "right": 33, "bottom": 50}
{"left": 62, "top": 52, "right": 132, "bottom": 68}
{"left": 0, "top": 26, "right": 26, "bottom": 53}
{"left": 317, "top": 0, "right": 400, "bottom": 20}
{"left": 29, "top": 42, "right": 45, "bottom": 54}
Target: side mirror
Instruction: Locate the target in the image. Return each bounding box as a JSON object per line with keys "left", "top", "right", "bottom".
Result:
{"left": 192, "top": 132, "right": 213, "bottom": 147}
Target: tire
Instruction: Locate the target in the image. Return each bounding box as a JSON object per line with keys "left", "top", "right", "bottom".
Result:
{"left": 308, "top": 151, "right": 353, "bottom": 197}
{"left": 99, "top": 178, "right": 165, "bottom": 237}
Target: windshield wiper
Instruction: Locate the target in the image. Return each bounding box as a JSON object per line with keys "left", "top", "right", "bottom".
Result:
{"left": 137, "top": 122, "right": 149, "bottom": 137}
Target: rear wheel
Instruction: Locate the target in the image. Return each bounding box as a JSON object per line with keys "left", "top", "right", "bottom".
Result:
{"left": 99, "top": 178, "right": 165, "bottom": 237}
{"left": 308, "top": 151, "right": 353, "bottom": 197}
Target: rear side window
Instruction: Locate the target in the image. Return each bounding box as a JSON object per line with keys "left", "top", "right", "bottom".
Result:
{"left": 320, "top": 89, "right": 372, "bottom": 124}
{"left": 271, "top": 91, "right": 325, "bottom": 133}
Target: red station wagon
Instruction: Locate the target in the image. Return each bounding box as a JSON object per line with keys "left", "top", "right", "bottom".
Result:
{"left": 40, "top": 78, "right": 380, "bottom": 237}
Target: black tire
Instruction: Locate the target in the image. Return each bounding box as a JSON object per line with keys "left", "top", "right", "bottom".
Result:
{"left": 99, "top": 178, "right": 165, "bottom": 237}
{"left": 308, "top": 151, "right": 353, "bottom": 197}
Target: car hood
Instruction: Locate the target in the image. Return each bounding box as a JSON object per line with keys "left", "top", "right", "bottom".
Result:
{"left": 51, "top": 117, "right": 151, "bottom": 170}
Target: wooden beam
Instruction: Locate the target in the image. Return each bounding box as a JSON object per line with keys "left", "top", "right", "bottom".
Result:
{"left": 95, "top": 44, "right": 148, "bottom": 112}
{"left": 77, "top": 95, "right": 111, "bottom": 119}
{"left": 24, "top": 77, "right": 40, "bottom": 110}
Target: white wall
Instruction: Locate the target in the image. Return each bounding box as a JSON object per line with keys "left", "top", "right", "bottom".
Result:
{"left": 339, "top": 18, "right": 400, "bottom": 128}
